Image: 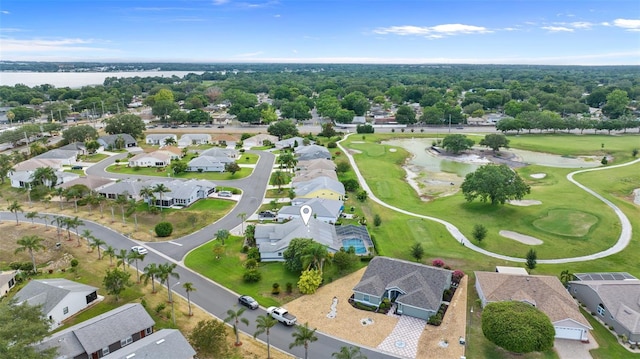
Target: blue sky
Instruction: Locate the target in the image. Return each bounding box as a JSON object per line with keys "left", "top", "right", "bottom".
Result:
{"left": 1, "top": 0, "right": 639, "bottom": 65}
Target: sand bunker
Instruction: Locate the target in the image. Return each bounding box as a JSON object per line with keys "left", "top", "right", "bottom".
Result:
{"left": 634, "top": 189, "right": 640, "bottom": 205}
{"left": 530, "top": 173, "right": 547, "bottom": 179}
{"left": 508, "top": 200, "right": 542, "bottom": 206}
{"left": 499, "top": 230, "right": 543, "bottom": 245}
{"left": 389, "top": 148, "right": 397, "bottom": 152}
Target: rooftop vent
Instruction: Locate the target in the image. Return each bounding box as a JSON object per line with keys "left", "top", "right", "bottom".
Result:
{"left": 156, "top": 339, "right": 165, "bottom": 345}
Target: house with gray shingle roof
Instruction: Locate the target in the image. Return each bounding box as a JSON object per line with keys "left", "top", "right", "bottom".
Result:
{"left": 199, "top": 147, "right": 237, "bottom": 159}
{"left": 35, "top": 303, "right": 155, "bottom": 359}
{"left": 476, "top": 271, "right": 592, "bottom": 341}
{"left": 292, "top": 168, "right": 338, "bottom": 183}
{"left": 187, "top": 155, "right": 233, "bottom": 172}
{"left": 8, "top": 168, "right": 79, "bottom": 189}
{"left": 275, "top": 136, "right": 309, "bottom": 149}
{"left": 278, "top": 198, "right": 343, "bottom": 224}
{"left": 297, "top": 158, "right": 337, "bottom": 171}
{"left": 102, "top": 329, "right": 195, "bottom": 359}
{"left": 568, "top": 273, "right": 640, "bottom": 342}
{"left": 143, "top": 179, "right": 216, "bottom": 208}
{"left": 14, "top": 278, "right": 98, "bottom": 330}
{"left": 294, "top": 144, "right": 332, "bottom": 161}
{"left": 98, "top": 179, "right": 146, "bottom": 200}
{"left": 128, "top": 151, "right": 171, "bottom": 168}
{"left": 353, "top": 257, "right": 452, "bottom": 320}
{"left": 35, "top": 149, "right": 80, "bottom": 164}
{"left": 58, "top": 175, "right": 115, "bottom": 191}
{"left": 255, "top": 218, "right": 342, "bottom": 262}
{"left": 98, "top": 133, "right": 137, "bottom": 149}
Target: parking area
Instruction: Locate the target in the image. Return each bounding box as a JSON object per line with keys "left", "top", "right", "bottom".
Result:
{"left": 554, "top": 333, "right": 598, "bottom": 359}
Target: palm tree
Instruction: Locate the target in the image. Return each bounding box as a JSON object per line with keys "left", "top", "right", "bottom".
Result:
{"left": 81, "top": 229, "right": 93, "bottom": 248}
{"left": 182, "top": 282, "right": 196, "bottom": 316}
{"left": 139, "top": 186, "right": 155, "bottom": 211}
{"left": 25, "top": 211, "right": 38, "bottom": 226}
{"left": 225, "top": 307, "right": 249, "bottom": 346}
{"left": 52, "top": 216, "right": 64, "bottom": 242}
{"left": 54, "top": 187, "right": 65, "bottom": 209}
{"left": 116, "top": 248, "right": 129, "bottom": 270}
{"left": 7, "top": 200, "right": 23, "bottom": 225}
{"left": 115, "top": 192, "right": 130, "bottom": 224}
{"left": 142, "top": 263, "right": 161, "bottom": 293}
{"left": 65, "top": 186, "right": 87, "bottom": 212}
{"left": 95, "top": 195, "right": 107, "bottom": 218}
{"left": 215, "top": 229, "right": 230, "bottom": 245}
{"left": 560, "top": 269, "right": 574, "bottom": 287}
{"left": 158, "top": 262, "right": 179, "bottom": 303}
{"left": 332, "top": 346, "right": 367, "bottom": 359}
{"left": 15, "top": 235, "right": 45, "bottom": 272}
{"left": 67, "top": 216, "right": 84, "bottom": 242}
{"left": 104, "top": 245, "right": 116, "bottom": 266}
{"left": 41, "top": 214, "right": 50, "bottom": 231}
{"left": 164, "top": 137, "right": 177, "bottom": 146}
{"left": 302, "top": 242, "right": 329, "bottom": 273}
{"left": 90, "top": 237, "right": 106, "bottom": 259}
{"left": 272, "top": 170, "right": 287, "bottom": 192}
{"left": 153, "top": 183, "right": 171, "bottom": 212}
{"left": 128, "top": 198, "right": 138, "bottom": 231}
{"left": 127, "top": 250, "right": 146, "bottom": 283}
{"left": 254, "top": 314, "right": 278, "bottom": 358}
{"left": 289, "top": 322, "right": 318, "bottom": 359}
{"left": 30, "top": 166, "right": 57, "bottom": 188}
{"left": 237, "top": 212, "right": 247, "bottom": 235}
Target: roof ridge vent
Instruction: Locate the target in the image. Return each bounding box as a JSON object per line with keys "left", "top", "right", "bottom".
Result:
{"left": 156, "top": 339, "right": 165, "bottom": 345}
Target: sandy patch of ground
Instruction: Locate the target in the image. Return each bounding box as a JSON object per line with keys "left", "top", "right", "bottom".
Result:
{"left": 284, "top": 268, "right": 398, "bottom": 348}
{"left": 531, "top": 173, "right": 547, "bottom": 179}
{"left": 284, "top": 268, "right": 469, "bottom": 359}
{"left": 389, "top": 148, "right": 397, "bottom": 152}
{"left": 508, "top": 199, "right": 542, "bottom": 206}
{"left": 403, "top": 165, "right": 461, "bottom": 201}
{"left": 416, "top": 276, "right": 468, "bottom": 359}
{"left": 634, "top": 189, "right": 640, "bottom": 205}
{"left": 499, "top": 230, "right": 543, "bottom": 245}
{"left": 348, "top": 149, "right": 362, "bottom": 154}
{"left": 351, "top": 141, "right": 365, "bottom": 144}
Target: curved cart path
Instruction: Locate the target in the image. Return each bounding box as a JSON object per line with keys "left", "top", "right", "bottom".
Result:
{"left": 338, "top": 134, "right": 638, "bottom": 264}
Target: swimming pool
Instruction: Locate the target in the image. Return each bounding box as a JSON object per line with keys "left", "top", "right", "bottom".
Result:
{"left": 342, "top": 239, "right": 367, "bottom": 255}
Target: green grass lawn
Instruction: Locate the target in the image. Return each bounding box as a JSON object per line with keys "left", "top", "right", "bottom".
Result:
{"left": 265, "top": 188, "right": 291, "bottom": 198}
{"left": 236, "top": 153, "right": 259, "bottom": 164}
{"left": 106, "top": 164, "right": 252, "bottom": 180}
{"left": 583, "top": 308, "right": 640, "bottom": 359}
{"left": 65, "top": 169, "right": 85, "bottom": 176}
{"left": 340, "top": 132, "right": 640, "bottom": 358}
{"left": 79, "top": 153, "right": 109, "bottom": 162}
{"left": 184, "top": 236, "right": 302, "bottom": 307}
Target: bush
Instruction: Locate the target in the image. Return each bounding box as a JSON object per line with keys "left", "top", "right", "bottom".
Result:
{"left": 428, "top": 313, "right": 443, "bottom": 326}
{"left": 247, "top": 247, "right": 261, "bottom": 261}
{"left": 272, "top": 282, "right": 280, "bottom": 295}
{"left": 356, "top": 124, "right": 374, "bottom": 134}
{"left": 70, "top": 259, "right": 79, "bottom": 268}
{"left": 286, "top": 282, "right": 293, "bottom": 294}
{"left": 244, "top": 259, "right": 258, "bottom": 269}
{"left": 327, "top": 141, "right": 337, "bottom": 148}
{"left": 243, "top": 269, "right": 262, "bottom": 283}
{"left": 373, "top": 214, "right": 382, "bottom": 227}
{"left": 155, "top": 303, "right": 166, "bottom": 314}
{"left": 155, "top": 222, "right": 174, "bottom": 237}
{"left": 432, "top": 259, "right": 445, "bottom": 268}
{"left": 482, "top": 301, "right": 555, "bottom": 353}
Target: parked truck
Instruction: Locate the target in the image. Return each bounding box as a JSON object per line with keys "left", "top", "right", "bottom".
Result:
{"left": 266, "top": 306, "right": 297, "bottom": 326}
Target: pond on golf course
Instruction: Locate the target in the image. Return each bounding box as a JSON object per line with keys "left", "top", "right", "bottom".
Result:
{"left": 383, "top": 138, "right": 601, "bottom": 200}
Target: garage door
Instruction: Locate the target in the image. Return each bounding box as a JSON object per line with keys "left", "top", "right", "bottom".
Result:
{"left": 555, "top": 326, "right": 583, "bottom": 340}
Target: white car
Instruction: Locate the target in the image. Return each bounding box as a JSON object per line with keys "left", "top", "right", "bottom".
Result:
{"left": 131, "top": 246, "right": 148, "bottom": 255}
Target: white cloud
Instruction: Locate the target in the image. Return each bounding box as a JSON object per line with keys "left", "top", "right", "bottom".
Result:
{"left": 601, "top": 22, "right": 611, "bottom": 26}
{"left": 1, "top": 10, "right": 9, "bottom": 14}
{"left": 374, "top": 23, "right": 491, "bottom": 38}
{"left": 613, "top": 18, "right": 640, "bottom": 31}
{"left": 274, "top": 14, "right": 280, "bottom": 18}
{"left": 0, "top": 27, "right": 23, "bottom": 33}
{"left": 213, "top": 0, "right": 229, "bottom": 5}
{"left": 570, "top": 22, "right": 593, "bottom": 29}
{"left": 542, "top": 26, "right": 574, "bottom": 32}
{"left": 0, "top": 38, "right": 110, "bottom": 53}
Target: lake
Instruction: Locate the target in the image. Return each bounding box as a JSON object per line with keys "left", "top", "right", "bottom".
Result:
{"left": 0, "top": 71, "right": 204, "bottom": 88}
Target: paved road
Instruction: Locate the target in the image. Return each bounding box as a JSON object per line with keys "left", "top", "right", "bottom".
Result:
{"left": 2, "top": 210, "right": 399, "bottom": 359}
{"left": 338, "top": 133, "right": 638, "bottom": 264}
{"left": 86, "top": 150, "right": 275, "bottom": 260}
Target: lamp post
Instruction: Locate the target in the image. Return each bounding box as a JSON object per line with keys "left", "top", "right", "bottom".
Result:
{"left": 171, "top": 281, "right": 180, "bottom": 326}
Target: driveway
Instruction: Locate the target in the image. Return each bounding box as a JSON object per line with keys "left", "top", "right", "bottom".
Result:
{"left": 554, "top": 332, "right": 598, "bottom": 359}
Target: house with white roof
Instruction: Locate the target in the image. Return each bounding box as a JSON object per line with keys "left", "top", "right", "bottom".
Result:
{"left": 178, "top": 133, "right": 211, "bottom": 147}
{"left": 14, "top": 278, "right": 99, "bottom": 330}
{"left": 145, "top": 133, "right": 178, "bottom": 146}
{"left": 128, "top": 151, "right": 171, "bottom": 168}
{"left": 243, "top": 133, "right": 278, "bottom": 148}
